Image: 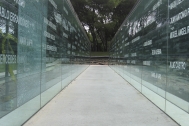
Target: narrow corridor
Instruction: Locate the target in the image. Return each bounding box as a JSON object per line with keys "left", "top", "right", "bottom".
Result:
{"left": 24, "top": 65, "right": 178, "bottom": 126}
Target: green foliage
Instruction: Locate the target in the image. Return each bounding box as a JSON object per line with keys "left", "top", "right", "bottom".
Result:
{"left": 70, "top": 0, "right": 137, "bottom": 52}
{"left": 87, "top": 32, "right": 93, "bottom": 42}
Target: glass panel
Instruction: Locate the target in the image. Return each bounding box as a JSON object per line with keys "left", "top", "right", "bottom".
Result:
{"left": 0, "top": 0, "right": 18, "bottom": 117}
{"left": 40, "top": 0, "right": 63, "bottom": 107}
{"left": 109, "top": 0, "right": 189, "bottom": 125}
{"left": 167, "top": 0, "right": 189, "bottom": 112}
{"left": 141, "top": 0, "right": 168, "bottom": 100}
{"left": 0, "top": 0, "right": 90, "bottom": 125}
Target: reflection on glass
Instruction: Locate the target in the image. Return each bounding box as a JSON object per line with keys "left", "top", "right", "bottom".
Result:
{"left": 0, "top": 0, "right": 90, "bottom": 125}
{"left": 109, "top": 0, "right": 189, "bottom": 125}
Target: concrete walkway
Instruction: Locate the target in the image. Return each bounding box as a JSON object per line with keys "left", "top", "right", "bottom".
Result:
{"left": 24, "top": 65, "right": 178, "bottom": 126}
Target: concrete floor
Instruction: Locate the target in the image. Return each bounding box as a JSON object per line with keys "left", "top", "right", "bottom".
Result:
{"left": 24, "top": 65, "right": 178, "bottom": 126}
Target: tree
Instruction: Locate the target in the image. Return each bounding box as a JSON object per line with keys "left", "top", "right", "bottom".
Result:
{"left": 70, "top": 0, "right": 137, "bottom": 52}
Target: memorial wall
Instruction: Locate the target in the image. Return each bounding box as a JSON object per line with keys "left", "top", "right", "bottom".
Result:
{"left": 109, "top": 0, "right": 189, "bottom": 125}
{"left": 0, "top": 0, "right": 90, "bottom": 125}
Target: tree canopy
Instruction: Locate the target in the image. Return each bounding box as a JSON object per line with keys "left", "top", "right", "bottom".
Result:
{"left": 70, "top": 0, "right": 137, "bottom": 52}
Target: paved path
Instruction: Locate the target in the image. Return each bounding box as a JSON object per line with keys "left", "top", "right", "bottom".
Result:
{"left": 24, "top": 65, "right": 178, "bottom": 126}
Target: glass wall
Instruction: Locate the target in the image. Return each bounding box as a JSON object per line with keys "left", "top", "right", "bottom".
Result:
{"left": 0, "top": 0, "right": 90, "bottom": 125}
{"left": 109, "top": 0, "right": 189, "bottom": 125}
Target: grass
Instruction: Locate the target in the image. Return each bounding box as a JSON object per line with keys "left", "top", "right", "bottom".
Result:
{"left": 90, "top": 52, "right": 109, "bottom": 56}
